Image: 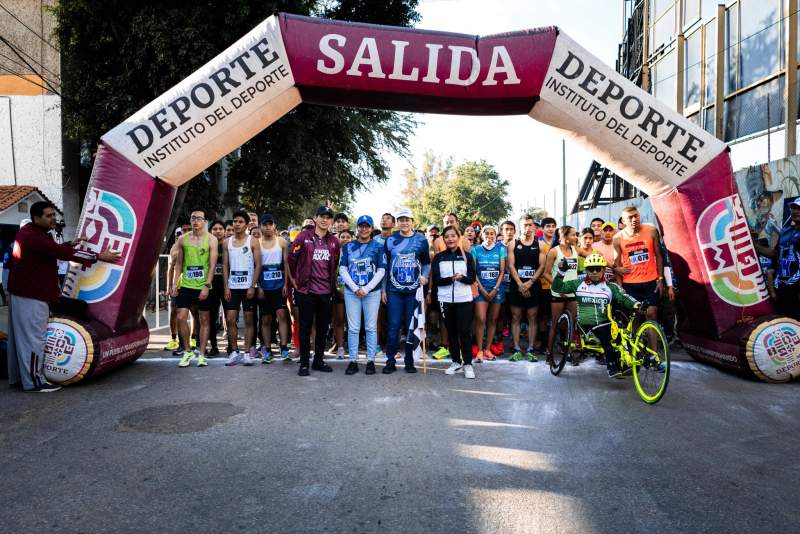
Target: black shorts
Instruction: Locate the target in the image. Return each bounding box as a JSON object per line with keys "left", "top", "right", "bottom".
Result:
{"left": 224, "top": 288, "right": 256, "bottom": 312}
{"left": 259, "top": 288, "right": 287, "bottom": 315}
{"left": 175, "top": 287, "right": 211, "bottom": 311}
{"left": 623, "top": 280, "right": 660, "bottom": 308}
{"left": 550, "top": 294, "right": 576, "bottom": 304}
{"left": 508, "top": 281, "right": 541, "bottom": 309}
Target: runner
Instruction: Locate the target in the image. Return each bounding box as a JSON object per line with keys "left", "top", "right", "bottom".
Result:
{"left": 497, "top": 219, "right": 517, "bottom": 349}
{"left": 552, "top": 253, "right": 641, "bottom": 377}
{"left": 382, "top": 208, "right": 430, "bottom": 374}
{"left": 756, "top": 198, "right": 800, "bottom": 319}
{"left": 223, "top": 210, "right": 262, "bottom": 366}
{"left": 472, "top": 225, "right": 506, "bottom": 361}
{"left": 576, "top": 227, "right": 597, "bottom": 275}
{"left": 224, "top": 220, "right": 234, "bottom": 238}
{"left": 164, "top": 224, "right": 190, "bottom": 352}
{"left": 507, "top": 215, "right": 546, "bottom": 361}
{"left": 613, "top": 206, "right": 664, "bottom": 323}
{"left": 257, "top": 213, "right": 292, "bottom": 363}
{"left": 544, "top": 225, "right": 579, "bottom": 361}
{"left": 289, "top": 206, "right": 340, "bottom": 376}
{"left": 207, "top": 220, "right": 226, "bottom": 356}
{"left": 537, "top": 217, "right": 558, "bottom": 353}
{"left": 332, "top": 228, "right": 353, "bottom": 359}
{"left": 593, "top": 222, "right": 617, "bottom": 281}
{"left": 433, "top": 225, "right": 477, "bottom": 379}
{"left": 171, "top": 208, "right": 218, "bottom": 367}
{"left": 340, "top": 216, "right": 386, "bottom": 375}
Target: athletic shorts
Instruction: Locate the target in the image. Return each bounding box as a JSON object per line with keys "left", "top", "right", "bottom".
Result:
{"left": 508, "top": 281, "right": 540, "bottom": 309}
{"left": 224, "top": 288, "right": 256, "bottom": 312}
{"left": 623, "top": 280, "right": 660, "bottom": 308}
{"left": 551, "top": 295, "right": 576, "bottom": 304}
{"left": 475, "top": 287, "right": 506, "bottom": 304}
{"left": 175, "top": 287, "right": 211, "bottom": 311}
{"left": 259, "top": 288, "right": 287, "bottom": 315}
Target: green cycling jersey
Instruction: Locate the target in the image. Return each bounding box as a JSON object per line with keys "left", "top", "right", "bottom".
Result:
{"left": 552, "top": 269, "right": 639, "bottom": 327}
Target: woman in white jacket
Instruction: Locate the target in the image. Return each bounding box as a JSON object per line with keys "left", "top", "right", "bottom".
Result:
{"left": 431, "top": 225, "right": 477, "bottom": 379}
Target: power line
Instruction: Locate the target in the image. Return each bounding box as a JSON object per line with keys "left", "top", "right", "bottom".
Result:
{"left": 0, "top": 37, "right": 61, "bottom": 81}
{"left": 0, "top": 1, "right": 59, "bottom": 53}
{"left": 0, "top": 64, "right": 53, "bottom": 93}
{"left": 0, "top": 50, "right": 59, "bottom": 87}
{"left": 0, "top": 35, "right": 60, "bottom": 95}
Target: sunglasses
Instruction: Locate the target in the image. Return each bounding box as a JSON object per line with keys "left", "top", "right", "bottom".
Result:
{"left": 586, "top": 266, "right": 603, "bottom": 273}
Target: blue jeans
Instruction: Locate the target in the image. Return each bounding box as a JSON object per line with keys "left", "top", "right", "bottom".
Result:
{"left": 385, "top": 290, "right": 417, "bottom": 366}
{"left": 344, "top": 288, "right": 381, "bottom": 361}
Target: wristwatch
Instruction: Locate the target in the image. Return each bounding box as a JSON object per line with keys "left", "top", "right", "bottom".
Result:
{"left": 204, "top": 282, "right": 212, "bottom": 289}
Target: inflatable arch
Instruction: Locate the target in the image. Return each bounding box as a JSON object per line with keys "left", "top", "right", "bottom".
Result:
{"left": 43, "top": 14, "right": 800, "bottom": 385}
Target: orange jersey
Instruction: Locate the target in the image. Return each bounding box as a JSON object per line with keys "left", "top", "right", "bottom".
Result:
{"left": 618, "top": 228, "right": 659, "bottom": 283}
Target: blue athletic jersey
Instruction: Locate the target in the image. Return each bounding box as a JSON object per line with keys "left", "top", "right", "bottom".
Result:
{"left": 384, "top": 232, "right": 431, "bottom": 292}
{"left": 777, "top": 225, "right": 800, "bottom": 287}
{"left": 472, "top": 242, "right": 507, "bottom": 292}
{"left": 260, "top": 262, "right": 284, "bottom": 291}
{"left": 340, "top": 239, "right": 385, "bottom": 291}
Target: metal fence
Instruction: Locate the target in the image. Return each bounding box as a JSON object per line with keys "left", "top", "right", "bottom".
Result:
{"left": 143, "top": 254, "right": 171, "bottom": 332}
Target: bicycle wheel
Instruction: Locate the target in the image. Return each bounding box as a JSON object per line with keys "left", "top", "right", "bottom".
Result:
{"left": 550, "top": 312, "right": 572, "bottom": 376}
{"left": 631, "top": 320, "right": 670, "bottom": 404}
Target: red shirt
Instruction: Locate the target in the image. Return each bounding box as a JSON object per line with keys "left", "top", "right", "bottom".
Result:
{"left": 288, "top": 229, "right": 340, "bottom": 295}
{"left": 9, "top": 223, "right": 97, "bottom": 303}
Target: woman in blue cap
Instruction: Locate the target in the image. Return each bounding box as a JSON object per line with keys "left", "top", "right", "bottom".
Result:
{"left": 339, "top": 214, "right": 386, "bottom": 375}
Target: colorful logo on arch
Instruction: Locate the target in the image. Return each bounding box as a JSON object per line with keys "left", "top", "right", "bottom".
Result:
{"left": 64, "top": 188, "right": 136, "bottom": 303}
{"left": 696, "top": 195, "right": 768, "bottom": 307}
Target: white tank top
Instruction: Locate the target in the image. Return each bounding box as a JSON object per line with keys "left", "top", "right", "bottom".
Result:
{"left": 260, "top": 238, "right": 282, "bottom": 266}
{"left": 227, "top": 236, "right": 254, "bottom": 289}
{"left": 551, "top": 245, "right": 579, "bottom": 298}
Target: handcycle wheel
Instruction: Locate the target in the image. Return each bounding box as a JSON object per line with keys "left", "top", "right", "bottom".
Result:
{"left": 631, "top": 320, "right": 670, "bottom": 404}
{"left": 550, "top": 312, "right": 572, "bottom": 376}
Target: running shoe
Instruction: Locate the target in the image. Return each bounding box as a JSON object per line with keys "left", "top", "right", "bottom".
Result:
{"left": 178, "top": 350, "right": 194, "bottom": 368}
{"left": 474, "top": 350, "right": 484, "bottom": 364}
{"left": 243, "top": 348, "right": 256, "bottom": 366}
{"left": 26, "top": 382, "right": 62, "bottom": 393}
{"left": 197, "top": 353, "right": 208, "bottom": 367}
{"left": 471, "top": 345, "right": 479, "bottom": 358}
{"left": 432, "top": 346, "right": 450, "bottom": 360}
{"left": 509, "top": 351, "right": 524, "bottom": 362}
{"left": 190, "top": 338, "right": 197, "bottom": 349}
{"left": 501, "top": 327, "right": 510, "bottom": 338}
{"left": 490, "top": 341, "right": 504, "bottom": 357}
{"left": 375, "top": 345, "right": 384, "bottom": 357}
{"left": 281, "top": 348, "right": 292, "bottom": 363}
{"left": 526, "top": 351, "right": 538, "bottom": 363}
{"left": 483, "top": 350, "right": 496, "bottom": 361}
{"left": 445, "top": 362, "right": 463, "bottom": 375}
{"left": 261, "top": 350, "right": 273, "bottom": 364}
{"left": 172, "top": 347, "right": 185, "bottom": 357}
{"left": 365, "top": 361, "right": 376, "bottom": 375}
{"left": 463, "top": 364, "right": 475, "bottom": 379}
{"left": 164, "top": 338, "right": 179, "bottom": 351}
{"left": 225, "top": 351, "right": 243, "bottom": 366}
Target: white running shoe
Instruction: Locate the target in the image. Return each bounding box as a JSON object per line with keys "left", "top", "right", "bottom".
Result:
{"left": 445, "top": 363, "right": 463, "bottom": 375}
{"left": 225, "top": 351, "right": 243, "bottom": 366}
{"left": 242, "top": 352, "right": 254, "bottom": 366}
{"left": 463, "top": 364, "right": 475, "bottom": 379}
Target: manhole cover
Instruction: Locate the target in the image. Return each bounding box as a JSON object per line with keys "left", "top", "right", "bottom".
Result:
{"left": 116, "top": 402, "right": 244, "bottom": 434}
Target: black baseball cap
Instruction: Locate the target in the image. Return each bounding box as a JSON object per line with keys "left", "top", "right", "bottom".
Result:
{"left": 260, "top": 213, "right": 275, "bottom": 224}
{"left": 316, "top": 206, "right": 334, "bottom": 217}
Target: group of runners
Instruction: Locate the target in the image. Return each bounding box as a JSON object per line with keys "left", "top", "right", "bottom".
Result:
{"left": 166, "top": 203, "right": 675, "bottom": 379}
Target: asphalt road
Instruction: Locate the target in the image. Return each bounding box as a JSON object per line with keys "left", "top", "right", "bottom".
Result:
{"left": 1, "top": 351, "right": 798, "bottom": 533}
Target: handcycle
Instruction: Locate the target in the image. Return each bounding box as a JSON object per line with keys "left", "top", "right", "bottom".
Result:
{"left": 549, "top": 305, "right": 670, "bottom": 404}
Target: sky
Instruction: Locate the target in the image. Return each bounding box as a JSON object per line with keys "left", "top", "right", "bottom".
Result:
{"left": 350, "top": 0, "right": 624, "bottom": 223}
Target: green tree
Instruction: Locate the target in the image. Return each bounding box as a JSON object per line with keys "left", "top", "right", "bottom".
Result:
{"left": 516, "top": 203, "right": 550, "bottom": 223}
{"left": 404, "top": 157, "right": 511, "bottom": 228}
{"left": 53, "top": 0, "right": 419, "bottom": 229}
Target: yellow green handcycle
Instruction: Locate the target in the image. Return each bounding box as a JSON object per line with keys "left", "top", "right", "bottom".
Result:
{"left": 550, "top": 306, "right": 670, "bottom": 404}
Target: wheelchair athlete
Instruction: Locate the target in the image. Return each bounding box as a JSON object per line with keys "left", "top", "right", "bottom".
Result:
{"left": 552, "top": 252, "right": 641, "bottom": 377}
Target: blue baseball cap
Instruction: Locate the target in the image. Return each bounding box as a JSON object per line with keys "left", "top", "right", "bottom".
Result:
{"left": 356, "top": 215, "right": 374, "bottom": 227}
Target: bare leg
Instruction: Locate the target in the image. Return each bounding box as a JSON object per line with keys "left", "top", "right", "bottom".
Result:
{"left": 261, "top": 313, "right": 274, "bottom": 352}
{"left": 473, "top": 301, "right": 488, "bottom": 353}
{"left": 485, "top": 303, "right": 502, "bottom": 352}
{"left": 510, "top": 306, "right": 523, "bottom": 350}
{"left": 277, "top": 308, "right": 290, "bottom": 347}
{"left": 177, "top": 308, "right": 191, "bottom": 350}
{"left": 526, "top": 307, "right": 539, "bottom": 352}
{"left": 197, "top": 311, "right": 210, "bottom": 353}
{"left": 226, "top": 309, "right": 239, "bottom": 352}
{"left": 243, "top": 311, "right": 256, "bottom": 351}
{"left": 548, "top": 301, "right": 566, "bottom": 353}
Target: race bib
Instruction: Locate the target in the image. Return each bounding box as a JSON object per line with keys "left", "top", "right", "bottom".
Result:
{"left": 628, "top": 248, "right": 650, "bottom": 265}
{"left": 230, "top": 270, "right": 249, "bottom": 285}
{"left": 480, "top": 270, "right": 499, "bottom": 280}
{"left": 517, "top": 267, "right": 536, "bottom": 278}
{"left": 186, "top": 266, "right": 205, "bottom": 280}
{"left": 262, "top": 269, "right": 283, "bottom": 281}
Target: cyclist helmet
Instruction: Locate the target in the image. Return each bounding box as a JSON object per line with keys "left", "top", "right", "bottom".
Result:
{"left": 584, "top": 253, "right": 608, "bottom": 268}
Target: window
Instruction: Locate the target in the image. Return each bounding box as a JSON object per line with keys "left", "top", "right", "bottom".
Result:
{"left": 724, "top": 75, "right": 784, "bottom": 140}
{"left": 654, "top": 49, "right": 677, "bottom": 108}
{"left": 653, "top": 0, "right": 674, "bottom": 17}
{"left": 739, "top": 0, "right": 780, "bottom": 87}
{"left": 725, "top": 5, "right": 738, "bottom": 94}
{"left": 652, "top": 6, "right": 676, "bottom": 50}
{"left": 683, "top": 0, "right": 700, "bottom": 28}
{"left": 704, "top": 22, "right": 716, "bottom": 104}
{"left": 703, "top": 106, "right": 715, "bottom": 134}
{"left": 685, "top": 30, "right": 702, "bottom": 108}
{"left": 700, "top": 0, "right": 717, "bottom": 21}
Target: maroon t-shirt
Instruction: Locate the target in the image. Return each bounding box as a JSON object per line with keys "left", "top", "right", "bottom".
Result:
{"left": 307, "top": 234, "right": 335, "bottom": 295}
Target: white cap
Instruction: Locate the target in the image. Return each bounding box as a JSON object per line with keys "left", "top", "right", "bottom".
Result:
{"left": 395, "top": 207, "right": 413, "bottom": 220}
{"left": 19, "top": 218, "right": 31, "bottom": 228}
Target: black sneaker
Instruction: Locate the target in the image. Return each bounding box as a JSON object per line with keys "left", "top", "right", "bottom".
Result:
{"left": 26, "top": 382, "right": 62, "bottom": 393}
{"left": 365, "top": 361, "right": 376, "bottom": 375}
{"left": 207, "top": 346, "right": 220, "bottom": 357}
{"left": 607, "top": 365, "right": 621, "bottom": 378}
{"left": 173, "top": 348, "right": 185, "bottom": 357}
{"left": 298, "top": 365, "right": 310, "bottom": 376}
{"left": 345, "top": 361, "right": 359, "bottom": 375}
{"left": 382, "top": 362, "right": 397, "bottom": 374}
{"left": 405, "top": 365, "right": 417, "bottom": 374}
{"left": 311, "top": 361, "right": 333, "bottom": 372}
